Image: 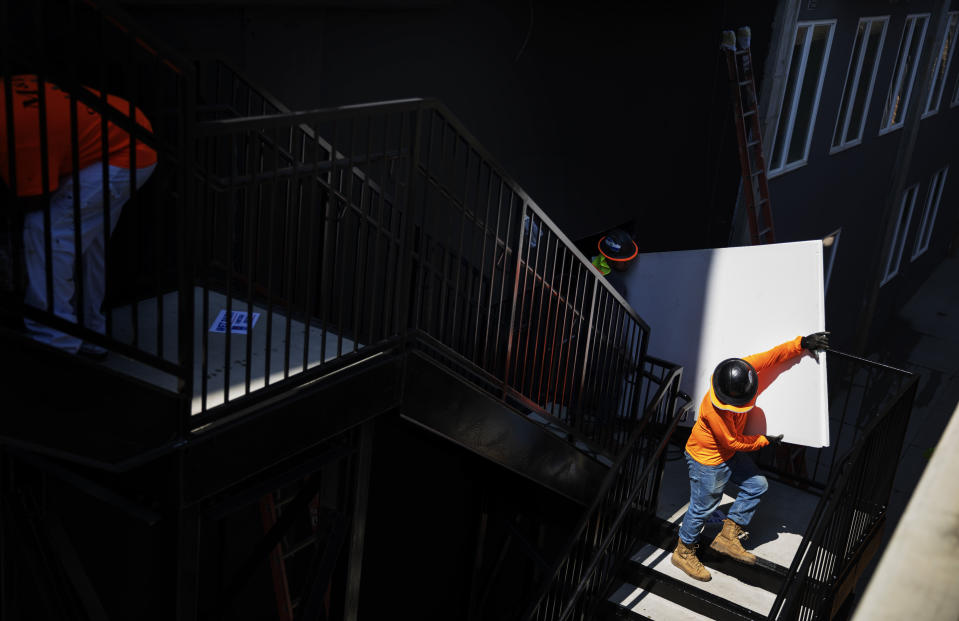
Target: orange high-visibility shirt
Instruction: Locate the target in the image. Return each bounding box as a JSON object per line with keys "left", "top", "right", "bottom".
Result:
{"left": 0, "top": 75, "right": 157, "bottom": 197}
{"left": 685, "top": 336, "right": 804, "bottom": 466}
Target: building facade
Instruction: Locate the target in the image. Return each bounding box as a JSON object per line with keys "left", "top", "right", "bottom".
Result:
{"left": 747, "top": 0, "right": 959, "bottom": 353}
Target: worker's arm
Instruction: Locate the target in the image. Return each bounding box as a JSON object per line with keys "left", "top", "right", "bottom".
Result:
{"left": 702, "top": 408, "right": 769, "bottom": 452}
{"left": 743, "top": 336, "right": 804, "bottom": 373}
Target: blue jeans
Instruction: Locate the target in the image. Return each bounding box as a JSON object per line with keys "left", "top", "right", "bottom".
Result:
{"left": 678, "top": 451, "right": 768, "bottom": 545}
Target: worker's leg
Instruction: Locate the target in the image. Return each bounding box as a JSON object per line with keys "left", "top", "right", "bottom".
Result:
{"left": 725, "top": 451, "right": 768, "bottom": 527}
{"left": 23, "top": 175, "right": 84, "bottom": 354}
{"left": 674, "top": 452, "right": 729, "bottom": 581}
{"left": 78, "top": 163, "right": 156, "bottom": 346}
{"left": 677, "top": 451, "right": 731, "bottom": 545}
{"left": 709, "top": 452, "right": 767, "bottom": 564}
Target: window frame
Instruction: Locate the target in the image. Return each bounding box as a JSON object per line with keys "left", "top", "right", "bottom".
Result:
{"left": 881, "top": 183, "right": 919, "bottom": 285}
{"left": 912, "top": 167, "right": 949, "bottom": 259}
{"left": 831, "top": 16, "right": 889, "bottom": 154}
{"left": 922, "top": 11, "right": 959, "bottom": 118}
{"left": 952, "top": 59, "right": 959, "bottom": 107}
{"left": 880, "top": 13, "right": 930, "bottom": 135}
{"left": 769, "top": 19, "right": 837, "bottom": 177}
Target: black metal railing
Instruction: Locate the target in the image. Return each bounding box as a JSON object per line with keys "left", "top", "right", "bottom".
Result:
{"left": 3, "top": 0, "right": 653, "bottom": 458}
{"left": 194, "top": 56, "right": 294, "bottom": 122}
{"left": 522, "top": 358, "right": 692, "bottom": 621}
{"left": 192, "top": 99, "right": 650, "bottom": 457}
{"left": 1, "top": 0, "right": 197, "bottom": 429}
{"left": 767, "top": 361, "right": 917, "bottom": 620}
{"left": 757, "top": 350, "right": 917, "bottom": 490}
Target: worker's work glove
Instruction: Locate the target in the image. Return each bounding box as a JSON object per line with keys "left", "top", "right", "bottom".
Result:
{"left": 764, "top": 434, "right": 784, "bottom": 446}
{"left": 801, "top": 331, "right": 830, "bottom": 352}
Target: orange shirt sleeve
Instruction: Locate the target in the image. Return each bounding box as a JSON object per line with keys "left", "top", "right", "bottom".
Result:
{"left": 700, "top": 408, "right": 770, "bottom": 453}
{"left": 743, "top": 336, "right": 804, "bottom": 372}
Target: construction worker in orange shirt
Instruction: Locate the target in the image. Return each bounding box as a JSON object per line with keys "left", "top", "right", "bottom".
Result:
{"left": 671, "top": 331, "right": 830, "bottom": 582}
{"left": 0, "top": 74, "right": 157, "bottom": 356}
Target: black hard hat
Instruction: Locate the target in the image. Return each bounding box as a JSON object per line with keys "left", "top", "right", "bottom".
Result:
{"left": 712, "top": 358, "right": 758, "bottom": 408}
{"left": 598, "top": 229, "right": 638, "bottom": 263}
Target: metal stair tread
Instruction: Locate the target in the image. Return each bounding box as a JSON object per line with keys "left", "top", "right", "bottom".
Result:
{"left": 655, "top": 454, "right": 821, "bottom": 567}
{"left": 608, "top": 582, "right": 716, "bottom": 621}
{"left": 625, "top": 541, "right": 777, "bottom": 616}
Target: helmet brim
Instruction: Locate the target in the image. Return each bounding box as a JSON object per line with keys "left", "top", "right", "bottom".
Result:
{"left": 597, "top": 236, "right": 638, "bottom": 262}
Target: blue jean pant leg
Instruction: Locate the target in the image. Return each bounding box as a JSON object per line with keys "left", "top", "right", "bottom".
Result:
{"left": 678, "top": 452, "right": 731, "bottom": 545}
{"left": 725, "top": 452, "right": 768, "bottom": 527}
{"left": 23, "top": 163, "right": 156, "bottom": 353}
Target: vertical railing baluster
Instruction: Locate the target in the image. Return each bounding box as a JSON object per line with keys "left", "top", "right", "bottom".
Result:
{"left": 178, "top": 62, "right": 197, "bottom": 425}
{"left": 503, "top": 200, "right": 528, "bottom": 396}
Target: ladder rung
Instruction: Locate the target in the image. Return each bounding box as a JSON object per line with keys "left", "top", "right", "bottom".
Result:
{"left": 282, "top": 534, "right": 318, "bottom": 560}
{"left": 735, "top": 49, "right": 749, "bottom": 56}
{"left": 758, "top": 198, "right": 769, "bottom": 206}
{"left": 751, "top": 170, "right": 764, "bottom": 177}
{"left": 746, "top": 140, "right": 761, "bottom": 147}
{"left": 743, "top": 110, "right": 756, "bottom": 117}
{"left": 738, "top": 80, "right": 751, "bottom": 86}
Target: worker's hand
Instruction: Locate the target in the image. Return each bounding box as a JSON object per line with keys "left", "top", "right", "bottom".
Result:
{"left": 764, "top": 434, "right": 784, "bottom": 446}
{"left": 801, "top": 331, "right": 830, "bottom": 352}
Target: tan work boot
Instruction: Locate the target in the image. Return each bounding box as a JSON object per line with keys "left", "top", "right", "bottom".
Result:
{"left": 709, "top": 518, "right": 757, "bottom": 565}
{"left": 671, "top": 539, "right": 711, "bottom": 581}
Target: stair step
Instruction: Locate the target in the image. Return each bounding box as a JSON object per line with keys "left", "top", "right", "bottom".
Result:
{"left": 654, "top": 455, "right": 821, "bottom": 568}
{"left": 607, "top": 583, "right": 714, "bottom": 620}
{"left": 640, "top": 515, "right": 788, "bottom": 593}
{"left": 631, "top": 541, "right": 776, "bottom": 614}
{"left": 611, "top": 557, "right": 770, "bottom": 621}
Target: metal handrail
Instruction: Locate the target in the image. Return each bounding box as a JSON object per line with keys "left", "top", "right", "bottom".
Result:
{"left": 522, "top": 361, "right": 692, "bottom": 620}
{"left": 191, "top": 98, "right": 653, "bottom": 459}
{"left": 196, "top": 99, "right": 644, "bottom": 328}
{"left": 768, "top": 362, "right": 917, "bottom": 620}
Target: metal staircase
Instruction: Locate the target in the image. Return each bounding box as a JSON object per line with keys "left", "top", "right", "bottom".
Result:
{"left": 0, "top": 2, "right": 920, "bottom": 620}
{"left": 598, "top": 352, "right": 917, "bottom": 621}
{"left": 0, "top": 1, "right": 689, "bottom": 619}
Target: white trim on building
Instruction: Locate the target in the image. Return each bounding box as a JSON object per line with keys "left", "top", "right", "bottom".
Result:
{"left": 769, "top": 20, "right": 837, "bottom": 177}
{"left": 912, "top": 167, "right": 949, "bottom": 260}
{"left": 881, "top": 184, "right": 919, "bottom": 285}
{"left": 922, "top": 12, "right": 959, "bottom": 118}
{"left": 831, "top": 16, "right": 889, "bottom": 153}
{"left": 880, "top": 13, "right": 930, "bottom": 134}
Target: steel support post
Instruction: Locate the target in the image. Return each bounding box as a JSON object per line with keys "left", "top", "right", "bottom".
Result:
{"left": 343, "top": 421, "right": 374, "bottom": 621}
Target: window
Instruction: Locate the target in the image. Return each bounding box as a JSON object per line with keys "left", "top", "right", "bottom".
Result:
{"left": 822, "top": 228, "right": 841, "bottom": 293}
{"left": 769, "top": 21, "right": 836, "bottom": 175}
{"left": 881, "top": 14, "right": 930, "bottom": 133}
{"left": 923, "top": 12, "right": 959, "bottom": 116}
{"left": 912, "top": 167, "right": 949, "bottom": 259}
{"left": 881, "top": 184, "right": 919, "bottom": 285}
{"left": 832, "top": 17, "right": 888, "bottom": 151}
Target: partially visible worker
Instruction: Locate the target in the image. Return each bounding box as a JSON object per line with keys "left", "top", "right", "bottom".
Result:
{"left": 0, "top": 74, "right": 157, "bottom": 357}
{"left": 671, "top": 331, "right": 830, "bottom": 582}
{"left": 592, "top": 228, "right": 638, "bottom": 298}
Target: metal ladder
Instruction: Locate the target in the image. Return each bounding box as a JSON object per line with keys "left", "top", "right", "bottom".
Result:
{"left": 723, "top": 28, "right": 776, "bottom": 245}
{"left": 258, "top": 479, "right": 347, "bottom": 621}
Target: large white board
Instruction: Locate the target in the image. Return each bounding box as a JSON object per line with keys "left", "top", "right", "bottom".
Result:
{"left": 621, "top": 241, "right": 829, "bottom": 448}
